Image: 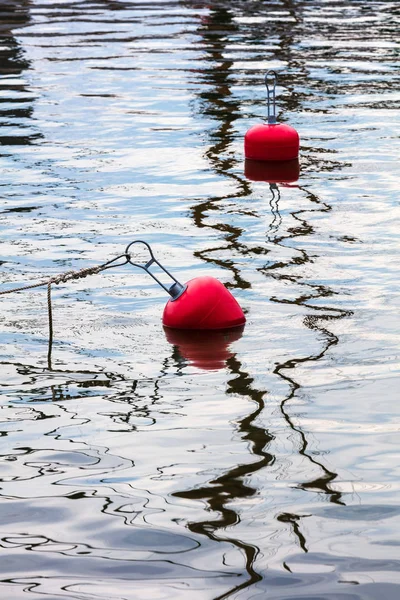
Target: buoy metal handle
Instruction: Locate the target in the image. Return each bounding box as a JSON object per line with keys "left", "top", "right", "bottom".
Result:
{"left": 125, "top": 240, "right": 186, "bottom": 300}
{"left": 265, "top": 70, "right": 277, "bottom": 124}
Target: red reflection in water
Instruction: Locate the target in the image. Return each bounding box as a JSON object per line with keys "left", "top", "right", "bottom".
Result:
{"left": 244, "top": 158, "right": 300, "bottom": 184}
{"left": 164, "top": 326, "right": 244, "bottom": 371}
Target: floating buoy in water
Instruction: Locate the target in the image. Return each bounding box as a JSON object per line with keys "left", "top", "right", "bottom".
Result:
{"left": 244, "top": 71, "right": 299, "bottom": 162}
{"left": 125, "top": 241, "right": 246, "bottom": 331}
{"left": 163, "top": 276, "right": 245, "bottom": 330}
{"left": 164, "top": 326, "right": 244, "bottom": 370}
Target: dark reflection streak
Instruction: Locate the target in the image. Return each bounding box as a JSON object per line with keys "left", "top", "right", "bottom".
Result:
{"left": 248, "top": 0, "right": 351, "bottom": 509}
{"left": 183, "top": 0, "right": 337, "bottom": 591}
{"left": 181, "top": 2, "right": 354, "bottom": 591}
{"left": 174, "top": 353, "right": 273, "bottom": 598}
{"left": 277, "top": 512, "right": 308, "bottom": 552}
{"left": 0, "top": 2, "right": 31, "bottom": 36}
{"left": 260, "top": 184, "right": 331, "bottom": 273}
{"left": 0, "top": 2, "right": 43, "bottom": 149}
{"left": 0, "top": 359, "right": 124, "bottom": 384}
{"left": 188, "top": 5, "right": 253, "bottom": 290}
{"left": 271, "top": 285, "right": 351, "bottom": 505}
{"left": 177, "top": 4, "right": 275, "bottom": 596}
{"left": 267, "top": 183, "right": 282, "bottom": 241}
{"left": 47, "top": 284, "right": 53, "bottom": 371}
{"left": 106, "top": 356, "right": 178, "bottom": 432}
{"left": 274, "top": 347, "right": 345, "bottom": 507}
{"left": 265, "top": 183, "right": 351, "bottom": 506}
{"left": 283, "top": 560, "right": 292, "bottom": 573}
{"left": 0, "top": 359, "right": 126, "bottom": 407}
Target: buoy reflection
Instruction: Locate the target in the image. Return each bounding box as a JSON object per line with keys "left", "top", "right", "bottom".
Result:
{"left": 244, "top": 158, "right": 300, "bottom": 184}
{"left": 164, "top": 326, "right": 244, "bottom": 371}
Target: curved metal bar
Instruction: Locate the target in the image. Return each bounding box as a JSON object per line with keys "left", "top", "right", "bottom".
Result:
{"left": 125, "top": 240, "right": 154, "bottom": 264}
{"left": 125, "top": 240, "right": 186, "bottom": 300}
{"left": 99, "top": 253, "right": 130, "bottom": 271}
{"left": 265, "top": 70, "right": 277, "bottom": 124}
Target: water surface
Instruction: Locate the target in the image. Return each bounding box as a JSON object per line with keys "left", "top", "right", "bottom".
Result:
{"left": 0, "top": 1, "right": 399, "bottom": 598}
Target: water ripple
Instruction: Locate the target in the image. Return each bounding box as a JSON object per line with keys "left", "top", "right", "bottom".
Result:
{"left": 0, "top": 1, "right": 399, "bottom": 598}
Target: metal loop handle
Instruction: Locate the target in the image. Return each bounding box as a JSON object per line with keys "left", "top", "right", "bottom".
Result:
{"left": 125, "top": 240, "right": 155, "bottom": 269}
{"left": 125, "top": 240, "right": 186, "bottom": 300}
{"left": 265, "top": 70, "right": 277, "bottom": 124}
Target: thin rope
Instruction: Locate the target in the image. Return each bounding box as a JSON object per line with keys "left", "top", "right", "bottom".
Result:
{"left": 47, "top": 282, "right": 53, "bottom": 370}
{"left": 0, "top": 250, "right": 131, "bottom": 370}
{"left": 0, "top": 278, "right": 50, "bottom": 295}
{"left": 0, "top": 261, "right": 124, "bottom": 296}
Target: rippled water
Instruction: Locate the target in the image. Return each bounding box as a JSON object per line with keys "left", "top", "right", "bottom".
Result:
{"left": 0, "top": 1, "right": 399, "bottom": 598}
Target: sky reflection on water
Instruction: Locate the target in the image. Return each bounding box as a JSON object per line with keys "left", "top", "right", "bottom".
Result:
{"left": 0, "top": 1, "right": 400, "bottom": 599}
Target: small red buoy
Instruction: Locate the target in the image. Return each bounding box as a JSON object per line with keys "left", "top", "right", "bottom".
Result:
{"left": 125, "top": 241, "right": 246, "bottom": 331}
{"left": 164, "top": 326, "right": 244, "bottom": 370}
{"left": 244, "top": 71, "right": 299, "bottom": 162}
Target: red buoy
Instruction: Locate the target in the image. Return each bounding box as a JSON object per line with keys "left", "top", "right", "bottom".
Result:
{"left": 163, "top": 276, "right": 245, "bottom": 330}
{"left": 125, "top": 241, "right": 246, "bottom": 331}
{"left": 244, "top": 71, "right": 299, "bottom": 162}
{"left": 164, "top": 326, "right": 244, "bottom": 370}
{"left": 245, "top": 123, "right": 299, "bottom": 161}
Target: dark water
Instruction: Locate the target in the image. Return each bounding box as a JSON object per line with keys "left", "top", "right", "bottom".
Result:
{"left": 0, "top": 1, "right": 399, "bottom": 598}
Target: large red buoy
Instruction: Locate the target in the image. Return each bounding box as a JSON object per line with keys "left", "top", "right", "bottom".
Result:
{"left": 244, "top": 71, "right": 299, "bottom": 162}
{"left": 164, "top": 326, "right": 244, "bottom": 370}
{"left": 125, "top": 241, "right": 246, "bottom": 331}
{"left": 163, "top": 276, "right": 245, "bottom": 330}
